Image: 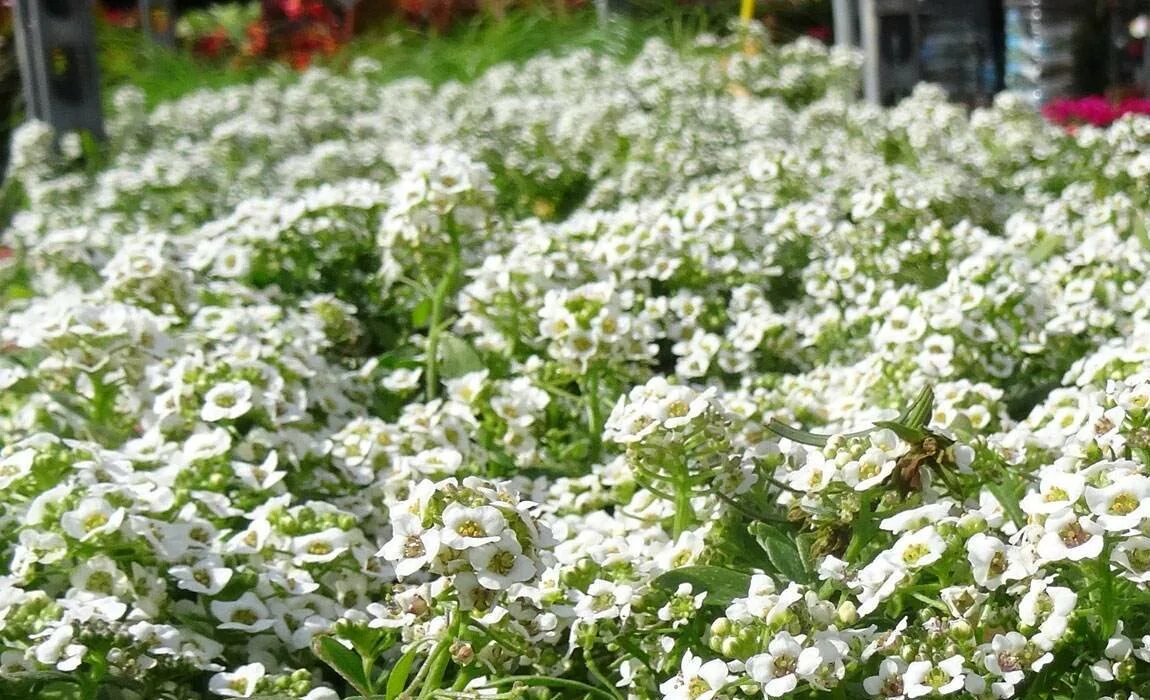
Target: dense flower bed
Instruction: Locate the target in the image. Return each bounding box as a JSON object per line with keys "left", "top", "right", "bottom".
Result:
{"left": 1042, "top": 96, "right": 1150, "bottom": 130}
{"left": 3, "top": 24, "right": 1150, "bottom": 700}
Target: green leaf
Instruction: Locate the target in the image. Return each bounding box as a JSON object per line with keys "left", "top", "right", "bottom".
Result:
{"left": 898, "top": 385, "right": 935, "bottom": 429}
{"left": 766, "top": 420, "right": 830, "bottom": 446}
{"left": 1133, "top": 215, "right": 1150, "bottom": 252}
{"left": 872, "top": 420, "right": 927, "bottom": 444}
{"left": 767, "top": 420, "right": 877, "bottom": 446}
{"left": 0, "top": 671, "right": 78, "bottom": 685}
{"left": 1072, "top": 669, "right": 1100, "bottom": 700}
{"left": 411, "top": 298, "right": 432, "bottom": 328}
{"left": 438, "top": 335, "right": 485, "bottom": 379}
{"left": 795, "top": 532, "right": 819, "bottom": 578}
{"left": 1027, "top": 234, "right": 1064, "bottom": 263}
{"left": 985, "top": 480, "right": 1026, "bottom": 529}
{"left": 652, "top": 566, "right": 752, "bottom": 607}
{"left": 385, "top": 643, "right": 422, "bottom": 700}
{"left": 749, "top": 522, "right": 811, "bottom": 584}
{"left": 313, "top": 635, "right": 373, "bottom": 696}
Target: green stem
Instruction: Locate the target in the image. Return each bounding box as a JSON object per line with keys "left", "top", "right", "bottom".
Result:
{"left": 468, "top": 620, "right": 529, "bottom": 656}
{"left": 584, "top": 370, "right": 603, "bottom": 462}
{"left": 479, "top": 676, "right": 618, "bottom": 700}
{"left": 672, "top": 458, "right": 692, "bottom": 538}
{"left": 419, "top": 609, "right": 467, "bottom": 699}
{"left": 451, "top": 667, "right": 476, "bottom": 692}
{"left": 424, "top": 235, "right": 462, "bottom": 402}
{"left": 1099, "top": 539, "right": 1115, "bottom": 638}
{"left": 584, "top": 650, "right": 624, "bottom": 700}
{"left": 416, "top": 638, "right": 452, "bottom": 699}
{"left": 80, "top": 650, "right": 108, "bottom": 700}
{"left": 844, "top": 491, "right": 875, "bottom": 564}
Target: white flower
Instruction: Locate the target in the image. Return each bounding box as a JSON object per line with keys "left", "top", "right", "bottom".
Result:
{"left": 1020, "top": 470, "right": 1085, "bottom": 516}
{"left": 657, "top": 582, "right": 708, "bottom": 628}
{"left": 863, "top": 658, "right": 907, "bottom": 698}
{"left": 845, "top": 447, "right": 898, "bottom": 491}
{"left": 440, "top": 504, "right": 507, "bottom": 550}
{"left": 966, "top": 533, "right": 1024, "bottom": 590}
{"left": 201, "top": 381, "right": 255, "bottom": 422}
{"left": 291, "top": 527, "right": 351, "bottom": 565}
{"left": 32, "top": 624, "right": 86, "bottom": 672}
{"left": 1036, "top": 512, "right": 1105, "bottom": 562}
{"left": 880, "top": 503, "right": 955, "bottom": 533}
{"left": 60, "top": 497, "right": 125, "bottom": 541}
{"left": 210, "top": 592, "right": 275, "bottom": 633}
{"left": 746, "top": 632, "right": 808, "bottom": 697}
{"left": 69, "top": 554, "right": 130, "bottom": 596}
{"left": 1084, "top": 475, "right": 1150, "bottom": 532}
{"left": 209, "top": 662, "right": 266, "bottom": 697}
{"left": 380, "top": 512, "right": 442, "bottom": 577}
{"left": 406, "top": 447, "right": 463, "bottom": 476}
{"left": 1018, "top": 578, "right": 1077, "bottom": 641}
{"left": 0, "top": 449, "right": 34, "bottom": 490}
{"left": 170, "top": 557, "right": 234, "bottom": 595}
{"left": 468, "top": 530, "right": 536, "bottom": 590}
{"left": 1112, "top": 536, "right": 1150, "bottom": 583}
{"left": 885, "top": 526, "right": 947, "bottom": 571}
{"left": 903, "top": 656, "right": 966, "bottom": 697}
{"left": 383, "top": 367, "right": 423, "bottom": 392}
{"left": 573, "top": 579, "right": 634, "bottom": 621}
{"left": 982, "top": 632, "right": 1028, "bottom": 686}
{"left": 659, "top": 651, "right": 731, "bottom": 700}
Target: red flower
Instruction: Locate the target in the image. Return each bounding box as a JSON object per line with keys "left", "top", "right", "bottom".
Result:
{"left": 195, "top": 28, "right": 233, "bottom": 59}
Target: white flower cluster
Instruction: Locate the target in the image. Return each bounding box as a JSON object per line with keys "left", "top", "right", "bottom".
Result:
{"left": 2, "top": 19, "right": 1150, "bottom": 700}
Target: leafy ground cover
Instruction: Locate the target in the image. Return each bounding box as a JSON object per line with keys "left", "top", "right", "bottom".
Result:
{"left": 3, "top": 20, "right": 1150, "bottom": 700}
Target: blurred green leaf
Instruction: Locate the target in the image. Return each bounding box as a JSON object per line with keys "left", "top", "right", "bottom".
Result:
{"left": 985, "top": 480, "right": 1026, "bottom": 529}
{"left": 313, "top": 636, "right": 373, "bottom": 696}
{"left": 439, "top": 335, "right": 485, "bottom": 378}
{"left": 653, "top": 566, "right": 751, "bottom": 607}
{"left": 749, "top": 522, "right": 811, "bottom": 584}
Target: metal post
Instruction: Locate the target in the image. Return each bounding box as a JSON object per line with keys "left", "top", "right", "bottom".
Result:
{"left": 860, "top": 0, "right": 881, "bottom": 103}
{"left": 1144, "top": 7, "right": 1150, "bottom": 91}
{"left": 139, "top": 0, "right": 176, "bottom": 48}
{"left": 11, "top": 0, "right": 105, "bottom": 140}
{"left": 833, "top": 0, "right": 856, "bottom": 46}
{"left": 595, "top": 0, "right": 609, "bottom": 24}
{"left": 324, "top": 0, "right": 360, "bottom": 41}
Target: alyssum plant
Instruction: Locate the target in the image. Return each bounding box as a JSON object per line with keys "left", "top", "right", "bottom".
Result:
{"left": 2, "top": 18, "right": 1150, "bottom": 700}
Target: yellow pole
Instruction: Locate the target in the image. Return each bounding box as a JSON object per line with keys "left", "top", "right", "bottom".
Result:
{"left": 740, "top": 0, "right": 754, "bottom": 23}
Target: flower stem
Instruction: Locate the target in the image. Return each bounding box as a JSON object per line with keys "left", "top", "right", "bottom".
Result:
{"left": 584, "top": 370, "right": 603, "bottom": 462}
{"left": 584, "top": 649, "right": 624, "bottom": 700}
{"left": 479, "top": 676, "right": 618, "bottom": 700}
{"left": 1099, "top": 538, "right": 1116, "bottom": 637}
{"left": 844, "top": 491, "right": 875, "bottom": 563}
{"left": 418, "top": 608, "right": 467, "bottom": 698}
{"left": 424, "top": 232, "right": 462, "bottom": 402}
{"left": 672, "top": 458, "right": 692, "bottom": 537}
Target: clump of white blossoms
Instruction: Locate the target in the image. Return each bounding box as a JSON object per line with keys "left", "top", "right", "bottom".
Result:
{"left": 3, "top": 15, "right": 1150, "bottom": 700}
{"left": 377, "top": 476, "right": 555, "bottom": 598}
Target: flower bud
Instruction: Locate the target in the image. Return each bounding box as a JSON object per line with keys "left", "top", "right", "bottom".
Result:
{"left": 949, "top": 619, "right": 973, "bottom": 641}
{"left": 407, "top": 595, "right": 429, "bottom": 616}
{"left": 956, "top": 513, "right": 987, "bottom": 539}
{"left": 836, "top": 600, "right": 858, "bottom": 626}
{"left": 721, "top": 638, "right": 742, "bottom": 658}
{"left": 1115, "top": 659, "right": 1136, "bottom": 683}
{"left": 451, "top": 640, "right": 475, "bottom": 666}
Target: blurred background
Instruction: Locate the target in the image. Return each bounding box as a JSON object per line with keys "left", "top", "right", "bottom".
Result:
{"left": 2, "top": 0, "right": 1149, "bottom": 180}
